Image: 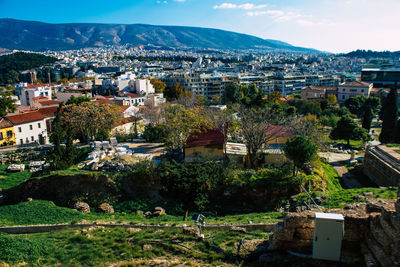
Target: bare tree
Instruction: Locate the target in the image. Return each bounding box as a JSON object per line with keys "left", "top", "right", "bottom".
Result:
{"left": 293, "top": 114, "right": 327, "bottom": 151}
{"left": 208, "top": 107, "right": 235, "bottom": 161}
{"left": 238, "top": 106, "right": 287, "bottom": 169}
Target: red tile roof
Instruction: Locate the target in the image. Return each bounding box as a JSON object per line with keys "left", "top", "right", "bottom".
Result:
{"left": 32, "top": 96, "right": 49, "bottom": 100}
{"left": 266, "top": 125, "right": 295, "bottom": 138}
{"left": 342, "top": 81, "right": 371, "bottom": 87}
{"left": 124, "top": 93, "right": 143, "bottom": 98}
{"left": 6, "top": 111, "right": 46, "bottom": 125}
{"left": 37, "top": 100, "right": 61, "bottom": 106}
{"left": 186, "top": 128, "right": 224, "bottom": 148}
{"left": 37, "top": 106, "right": 59, "bottom": 117}
{"left": 27, "top": 83, "right": 57, "bottom": 88}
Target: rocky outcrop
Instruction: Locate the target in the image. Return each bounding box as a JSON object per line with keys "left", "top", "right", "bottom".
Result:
{"left": 97, "top": 203, "right": 114, "bottom": 214}
{"left": 271, "top": 196, "right": 400, "bottom": 266}
{"left": 74, "top": 202, "right": 90, "bottom": 213}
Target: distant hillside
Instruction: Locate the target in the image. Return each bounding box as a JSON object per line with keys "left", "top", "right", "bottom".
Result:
{"left": 0, "top": 52, "right": 57, "bottom": 85}
{"left": 0, "top": 18, "right": 317, "bottom": 52}
{"left": 343, "top": 49, "right": 400, "bottom": 58}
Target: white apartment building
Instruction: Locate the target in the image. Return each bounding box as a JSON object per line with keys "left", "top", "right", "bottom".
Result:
{"left": 6, "top": 111, "right": 49, "bottom": 145}
{"left": 19, "top": 84, "right": 55, "bottom": 106}
{"left": 134, "top": 79, "right": 155, "bottom": 95}
{"left": 337, "top": 81, "right": 373, "bottom": 102}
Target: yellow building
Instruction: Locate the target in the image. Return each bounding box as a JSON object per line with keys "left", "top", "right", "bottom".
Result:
{"left": 0, "top": 118, "right": 16, "bottom": 146}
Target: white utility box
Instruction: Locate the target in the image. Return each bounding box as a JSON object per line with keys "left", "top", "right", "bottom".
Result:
{"left": 312, "top": 212, "right": 344, "bottom": 261}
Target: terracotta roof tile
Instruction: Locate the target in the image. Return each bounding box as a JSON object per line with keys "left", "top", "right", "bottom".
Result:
{"left": 0, "top": 118, "right": 13, "bottom": 129}
{"left": 6, "top": 111, "right": 46, "bottom": 125}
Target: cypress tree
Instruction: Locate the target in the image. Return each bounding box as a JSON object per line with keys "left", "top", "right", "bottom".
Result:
{"left": 379, "top": 84, "right": 398, "bottom": 143}
{"left": 362, "top": 106, "right": 374, "bottom": 131}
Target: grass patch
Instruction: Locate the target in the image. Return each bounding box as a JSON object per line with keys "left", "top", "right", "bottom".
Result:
{"left": 0, "top": 164, "right": 32, "bottom": 189}
{"left": 0, "top": 227, "right": 269, "bottom": 266}
{"left": 0, "top": 200, "right": 90, "bottom": 226}
{"left": 327, "top": 138, "right": 363, "bottom": 148}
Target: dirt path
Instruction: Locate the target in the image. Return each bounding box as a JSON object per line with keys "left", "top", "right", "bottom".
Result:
{"left": 319, "top": 152, "right": 362, "bottom": 189}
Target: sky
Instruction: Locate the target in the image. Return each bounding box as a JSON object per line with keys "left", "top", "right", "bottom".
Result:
{"left": 0, "top": 0, "right": 399, "bottom": 53}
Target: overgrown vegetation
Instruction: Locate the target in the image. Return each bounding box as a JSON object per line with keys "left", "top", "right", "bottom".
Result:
{"left": 0, "top": 52, "right": 57, "bottom": 85}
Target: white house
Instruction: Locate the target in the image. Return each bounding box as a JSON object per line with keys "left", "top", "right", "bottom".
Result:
{"left": 6, "top": 111, "right": 49, "bottom": 145}
{"left": 19, "top": 83, "right": 56, "bottom": 106}
{"left": 114, "top": 93, "right": 145, "bottom": 106}
{"left": 338, "top": 81, "right": 373, "bottom": 103}
{"left": 134, "top": 79, "right": 155, "bottom": 95}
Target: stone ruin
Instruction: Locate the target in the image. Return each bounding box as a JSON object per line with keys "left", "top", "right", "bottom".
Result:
{"left": 271, "top": 191, "right": 400, "bottom": 266}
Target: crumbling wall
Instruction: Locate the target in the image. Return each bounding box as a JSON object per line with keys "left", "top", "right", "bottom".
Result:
{"left": 272, "top": 195, "right": 400, "bottom": 266}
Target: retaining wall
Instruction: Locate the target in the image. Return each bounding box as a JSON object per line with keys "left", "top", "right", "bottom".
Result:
{"left": 0, "top": 222, "right": 276, "bottom": 235}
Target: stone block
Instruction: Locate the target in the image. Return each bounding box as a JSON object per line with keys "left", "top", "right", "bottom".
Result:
{"left": 273, "top": 222, "right": 294, "bottom": 241}
{"left": 294, "top": 227, "right": 314, "bottom": 240}
{"left": 284, "top": 211, "right": 315, "bottom": 229}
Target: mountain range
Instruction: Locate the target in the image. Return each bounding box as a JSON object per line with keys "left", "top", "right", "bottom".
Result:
{"left": 0, "top": 18, "right": 317, "bottom": 52}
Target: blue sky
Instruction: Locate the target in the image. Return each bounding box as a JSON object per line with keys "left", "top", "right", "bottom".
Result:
{"left": 1, "top": 0, "right": 399, "bottom": 53}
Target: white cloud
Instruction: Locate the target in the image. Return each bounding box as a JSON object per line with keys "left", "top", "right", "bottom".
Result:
{"left": 214, "top": 3, "right": 267, "bottom": 10}
{"left": 174, "top": 0, "right": 186, "bottom": 2}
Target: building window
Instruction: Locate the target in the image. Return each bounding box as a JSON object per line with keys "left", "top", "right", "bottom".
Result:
{"left": 18, "top": 127, "right": 21, "bottom": 132}
{"left": 38, "top": 123, "right": 41, "bottom": 128}
{"left": 6, "top": 131, "right": 12, "bottom": 138}
{"left": 20, "top": 139, "right": 23, "bottom": 144}
{"left": 361, "top": 89, "right": 364, "bottom": 92}
{"left": 342, "top": 89, "right": 345, "bottom": 92}
{"left": 342, "top": 95, "right": 345, "bottom": 99}
{"left": 0, "top": 132, "right": 3, "bottom": 141}
{"left": 31, "top": 136, "right": 34, "bottom": 141}
{"left": 29, "top": 125, "right": 33, "bottom": 130}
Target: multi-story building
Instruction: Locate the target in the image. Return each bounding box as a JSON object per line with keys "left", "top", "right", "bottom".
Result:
{"left": 114, "top": 93, "right": 145, "bottom": 106}
{"left": 19, "top": 83, "right": 56, "bottom": 106}
{"left": 337, "top": 81, "right": 373, "bottom": 102}
{"left": 6, "top": 111, "right": 48, "bottom": 145}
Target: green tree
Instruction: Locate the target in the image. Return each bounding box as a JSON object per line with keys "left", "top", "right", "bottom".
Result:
{"left": 65, "top": 96, "right": 91, "bottom": 105}
{"left": 162, "top": 104, "right": 212, "bottom": 152}
{"left": 362, "top": 106, "right": 374, "bottom": 131}
{"left": 150, "top": 77, "right": 167, "bottom": 93}
{"left": 330, "top": 115, "right": 368, "bottom": 147}
{"left": 159, "top": 161, "right": 226, "bottom": 216}
{"left": 0, "top": 91, "right": 16, "bottom": 117}
{"left": 344, "top": 95, "right": 366, "bottom": 115}
{"left": 60, "top": 102, "right": 121, "bottom": 143}
{"left": 379, "top": 85, "right": 398, "bottom": 143}
{"left": 49, "top": 105, "right": 76, "bottom": 170}
{"left": 327, "top": 94, "right": 337, "bottom": 105}
{"left": 142, "top": 123, "right": 168, "bottom": 143}
{"left": 284, "top": 136, "right": 317, "bottom": 176}
{"left": 164, "top": 82, "right": 184, "bottom": 101}
{"left": 223, "top": 82, "right": 239, "bottom": 104}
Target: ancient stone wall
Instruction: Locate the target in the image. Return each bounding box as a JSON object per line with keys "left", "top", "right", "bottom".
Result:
{"left": 272, "top": 196, "right": 400, "bottom": 266}
{"left": 363, "top": 146, "right": 400, "bottom": 186}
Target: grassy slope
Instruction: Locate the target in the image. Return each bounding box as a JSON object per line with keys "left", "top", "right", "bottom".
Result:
{"left": 298, "top": 162, "right": 398, "bottom": 208}
{"left": 0, "top": 200, "right": 282, "bottom": 226}
{"left": 0, "top": 227, "right": 270, "bottom": 266}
